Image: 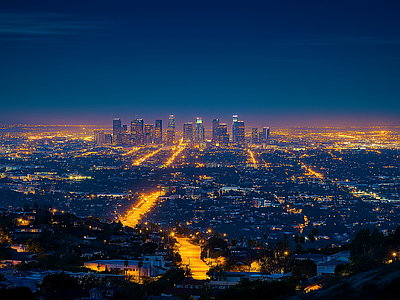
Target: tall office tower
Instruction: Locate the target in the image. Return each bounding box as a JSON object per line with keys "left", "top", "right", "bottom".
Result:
{"left": 259, "top": 127, "right": 267, "bottom": 144}
{"left": 212, "top": 118, "right": 219, "bottom": 142}
{"left": 112, "top": 118, "right": 122, "bottom": 144}
{"left": 154, "top": 119, "right": 162, "bottom": 144}
{"left": 144, "top": 124, "right": 154, "bottom": 144}
{"left": 120, "top": 134, "right": 131, "bottom": 144}
{"left": 131, "top": 119, "right": 138, "bottom": 144}
{"left": 166, "top": 114, "right": 175, "bottom": 145}
{"left": 113, "top": 118, "right": 121, "bottom": 137}
{"left": 131, "top": 119, "right": 144, "bottom": 145}
{"left": 104, "top": 134, "right": 112, "bottom": 144}
{"left": 251, "top": 127, "right": 258, "bottom": 144}
{"left": 195, "top": 117, "right": 205, "bottom": 143}
{"left": 168, "top": 115, "right": 175, "bottom": 130}
{"left": 94, "top": 130, "right": 106, "bottom": 145}
{"left": 232, "top": 115, "right": 238, "bottom": 143}
{"left": 251, "top": 127, "right": 258, "bottom": 145}
{"left": 166, "top": 128, "right": 175, "bottom": 145}
{"left": 237, "top": 121, "right": 245, "bottom": 144}
{"left": 266, "top": 127, "right": 270, "bottom": 141}
{"left": 183, "top": 122, "right": 193, "bottom": 143}
{"left": 122, "top": 125, "right": 128, "bottom": 133}
{"left": 218, "top": 123, "right": 229, "bottom": 146}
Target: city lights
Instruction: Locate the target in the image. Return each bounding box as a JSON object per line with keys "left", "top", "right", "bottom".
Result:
{"left": 120, "top": 190, "right": 166, "bottom": 227}
{"left": 133, "top": 147, "right": 162, "bottom": 166}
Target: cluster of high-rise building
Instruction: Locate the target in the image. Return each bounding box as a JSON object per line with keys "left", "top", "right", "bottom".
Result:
{"left": 94, "top": 115, "right": 269, "bottom": 147}
{"left": 95, "top": 116, "right": 172, "bottom": 146}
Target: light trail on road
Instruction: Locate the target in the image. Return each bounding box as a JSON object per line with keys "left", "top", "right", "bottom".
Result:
{"left": 120, "top": 190, "right": 166, "bottom": 227}
{"left": 133, "top": 147, "right": 162, "bottom": 166}
{"left": 122, "top": 147, "right": 140, "bottom": 156}
{"left": 303, "top": 165, "right": 324, "bottom": 179}
{"left": 175, "top": 237, "right": 209, "bottom": 279}
{"left": 163, "top": 138, "right": 185, "bottom": 167}
{"left": 248, "top": 149, "right": 257, "bottom": 165}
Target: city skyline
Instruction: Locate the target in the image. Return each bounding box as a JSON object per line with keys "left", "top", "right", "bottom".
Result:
{"left": 1, "top": 1, "right": 400, "bottom": 126}
{"left": 99, "top": 114, "right": 270, "bottom": 146}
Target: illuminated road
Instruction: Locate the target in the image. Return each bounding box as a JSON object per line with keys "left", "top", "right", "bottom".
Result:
{"left": 120, "top": 191, "right": 165, "bottom": 227}
{"left": 122, "top": 147, "right": 139, "bottom": 156}
{"left": 303, "top": 164, "right": 324, "bottom": 179}
{"left": 163, "top": 138, "right": 185, "bottom": 167}
{"left": 133, "top": 147, "right": 162, "bottom": 166}
{"left": 248, "top": 149, "right": 257, "bottom": 165}
{"left": 175, "top": 237, "right": 209, "bottom": 279}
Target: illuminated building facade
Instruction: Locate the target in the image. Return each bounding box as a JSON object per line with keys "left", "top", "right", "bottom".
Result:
{"left": 183, "top": 122, "right": 193, "bottom": 143}
{"left": 131, "top": 119, "right": 144, "bottom": 145}
{"left": 113, "top": 118, "right": 121, "bottom": 144}
{"left": 237, "top": 121, "right": 245, "bottom": 144}
{"left": 113, "top": 118, "right": 121, "bottom": 136}
{"left": 168, "top": 115, "right": 175, "bottom": 130}
{"left": 212, "top": 118, "right": 219, "bottom": 142}
{"left": 166, "top": 115, "right": 175, "bottom": 145}
{"left": 166, "top": 128, "right": 174, "bottom": 145}
{"left": 259, "top": 127, "right": 267, "bottom": 144}
{"left": 218, "top": 123, "right": 229, "bottom": 146}
{"left": 195, "top": 117, "right": 205, "bottom": 143}
{"left": 251, "top": 127, "right": 258, "bottom": 145}
{"left": 94, "top": 130, "right": 106, "bottom": 145}
{"left": 232, "top": 115, "right": 238, "bottom": 143}
{"left": 155, "top": 119, "right": 162, "bottom": 144}
{"left": 144, "top": 124, "right": 154, "bottom": 144}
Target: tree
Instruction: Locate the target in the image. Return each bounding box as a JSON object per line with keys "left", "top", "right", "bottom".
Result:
{"left": 290, "top": 259, "right": 317, "bottom": 279}
{"left": 0, "top": 286, "right": 36, "bottom": 300}
{"left": 25, "top": 239, "right": 44, "bottom": 254}
{"left": 350, "top": 228, "right": 387, "bottom": 273}
{"left": 312, "top": 228, "right": 319, "bottom": 237}
{"left": 231, "top": 238, "right": 238, "bottom": 247}
{"left": 41, "top": 273, "right": 79, "bottom": 292}
{"left": 308, "top": 233, "right": 315, "bottom": 249}
{"left": 138, "top": 260, "right": 143, "bottom": 283}
{"left": 124, "top": 259, "right": 129, "bottom": 275}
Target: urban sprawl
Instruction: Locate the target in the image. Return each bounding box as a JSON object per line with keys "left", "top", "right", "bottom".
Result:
{"left": 0, "top": 118, "right": 399, "bottom": 299}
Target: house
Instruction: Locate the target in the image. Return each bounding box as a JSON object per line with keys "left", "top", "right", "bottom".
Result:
{"left": 12, "top": 224, "right": 53, "bottom": 238}
{"left": 317, "top": 260, "right": 345, "bottom": 276}
{"left": 329, "top": 250, "right": 350, "bottom": 263}
{"left": 0, "top": 268, "right": 16, "bottom": 279}
{"left": 82, "top": 287, "right": 120, "bottom": 299}
{"left": 161, "top": 278, "right": 209, "bottom": 299}
{"left": 4, "top": 251, "right": 37, "bottom": 266}
{"left": 81, "top": 248, "right": 103, "bottom": 259}
{"left": 294, "top": 253, "right": 327, "bottom": 264}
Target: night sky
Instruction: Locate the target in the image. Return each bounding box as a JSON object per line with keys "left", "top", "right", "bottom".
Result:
{"left": 1, "top": 1, "right": 400, "bottom": 128}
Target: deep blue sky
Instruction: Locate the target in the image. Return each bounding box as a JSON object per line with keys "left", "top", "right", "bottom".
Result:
{"left": 1, "top": 0, "right": 399, "bottom": 128}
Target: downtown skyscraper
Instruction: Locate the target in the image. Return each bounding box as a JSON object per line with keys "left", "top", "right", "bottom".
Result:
{"left": 144, "top": 124, "right": 154, "bottom": 144}
{"left": 131, "top": 119, "right": 144, "bottom": 145}
{"left": 166, "top": 115, "right": 175, "bottom": 145}
{"left": 195, "top": 117, "right": 205, "bottom": 143}
{"left": 232, "top": 115, "right": 238, "bottom": 143}
{"left": 183, "top": 122, "right": 193, "bottom": 143}
{"left": 154, "top": 119, "right": 162, "bottom": 144}
{"left": 212, "top": 118, "right": 219, "bottom": 142}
